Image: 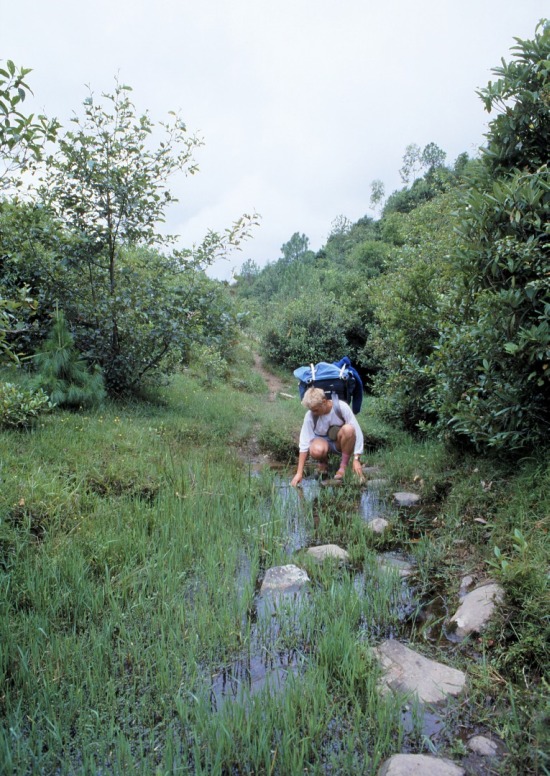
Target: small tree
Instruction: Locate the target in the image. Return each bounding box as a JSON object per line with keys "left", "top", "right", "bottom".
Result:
{"left": 33, "top": 308, "right": 105, "bottom": 408}
{"left": 42, "top": 79, "right": 256, "bottom": 394}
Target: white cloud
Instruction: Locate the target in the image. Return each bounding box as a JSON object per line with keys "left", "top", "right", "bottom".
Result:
{"left": 1, "top": 0, "right": 547, "bottom": 279}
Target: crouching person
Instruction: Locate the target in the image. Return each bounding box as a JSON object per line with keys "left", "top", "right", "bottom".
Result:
{"left": 290, "top": 387, "right": 364, "bottom": 487}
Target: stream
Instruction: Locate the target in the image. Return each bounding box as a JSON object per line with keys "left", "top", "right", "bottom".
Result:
{"left": 208, "top": 466, "right": 478, "bottom": 758}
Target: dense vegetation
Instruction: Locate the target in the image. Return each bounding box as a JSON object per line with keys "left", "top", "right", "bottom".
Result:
{"left": 235, "top": 25, "right": 549, "bottom": 454}
{"left": 0, "top": 21, "right": 548, "bottom": 776}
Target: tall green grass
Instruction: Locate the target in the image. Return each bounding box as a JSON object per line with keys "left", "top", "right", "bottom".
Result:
{"left": 0, "top": 369, "right": 548, "bottom": 773}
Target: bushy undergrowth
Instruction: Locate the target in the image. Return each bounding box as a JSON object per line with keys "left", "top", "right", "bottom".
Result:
{"left": 0, "top": 381, "right": 54, "bottom": 428}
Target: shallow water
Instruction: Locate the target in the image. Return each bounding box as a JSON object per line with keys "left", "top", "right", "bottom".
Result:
{"left": 211, "top": 467, "right": 478, "bottom": 755}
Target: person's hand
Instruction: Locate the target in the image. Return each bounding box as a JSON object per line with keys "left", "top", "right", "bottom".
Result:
{"left": 290, "top": 472, "right": 303, "bottom": 487}
{"left": 352, "top": 459, "right": 364, "bottom": 482}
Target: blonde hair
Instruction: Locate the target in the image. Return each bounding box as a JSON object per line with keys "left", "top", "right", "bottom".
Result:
{"left": 302, "top": 387, "right": 328, "bottom": 411}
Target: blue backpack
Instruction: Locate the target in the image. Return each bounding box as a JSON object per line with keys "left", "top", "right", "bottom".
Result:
{"left": 293, "top": 356, "right": 363, "bottom": 414}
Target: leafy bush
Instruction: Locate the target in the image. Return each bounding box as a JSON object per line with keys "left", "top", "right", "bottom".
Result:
{"left": 0, "top": 382, "right": 54, "bottom": 428}
{"left": 368, "top": 190, "right": 459, "bottom": 430}
{"left": 191, "top": 344, "right": 228, "bottom": 386}
{"left": 261, "top": 291, "right": 349, "bottom": 370}
{"left": 427, "top": 24, "right": 550, "bottom": 451}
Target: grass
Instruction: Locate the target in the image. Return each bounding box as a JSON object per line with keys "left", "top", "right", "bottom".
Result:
{"left": 0, "top": 368, "right": 548, "bottom": 773}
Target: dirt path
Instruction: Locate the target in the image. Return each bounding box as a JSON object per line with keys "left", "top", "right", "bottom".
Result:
{"left": 253, "top": 352, "right": 289, "bottom": 401}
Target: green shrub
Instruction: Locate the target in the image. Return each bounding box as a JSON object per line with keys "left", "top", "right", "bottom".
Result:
{"left": 191, "top": 344, "right": 229, "bottom": 385}
{"left": 426, "top": 24, "right": 550, "bottom": 451}
{"left": 261, "top": 292, "right": 348, "bottom": 370}
{"left": 33, "top": 308, "right": 106, "bottom": 408}
{"left": 0, "top": 382, "right": 54, "bottom": 428}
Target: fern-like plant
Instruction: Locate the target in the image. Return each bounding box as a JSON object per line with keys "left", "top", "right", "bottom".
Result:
{"left": 34, "top": 308, "right": 106, "bottom": 408}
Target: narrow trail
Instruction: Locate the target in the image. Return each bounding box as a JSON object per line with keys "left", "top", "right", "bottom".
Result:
{"left": 252, "top": 352, "right": 289, "bottom": 401}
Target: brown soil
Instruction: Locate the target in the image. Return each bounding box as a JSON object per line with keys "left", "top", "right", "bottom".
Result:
{"left": 253, "top": 352, "right": 289, "bottom": 401}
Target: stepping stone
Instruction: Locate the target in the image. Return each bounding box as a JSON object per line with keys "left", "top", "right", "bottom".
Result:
{"left": 363, "top": 466, "right": 383, "bottom": 476}
{"left": 367, "top": 517, "right": 389, "bottom": 534}
{"left": 306, "top": 544, "right": 349, "bottom": 562}
{"left": 369, "top": 478, "right": 389, "bottom": 488}
{"left": 320, "top": 477, "right": 344, "bottom": 487}
{"left": 260, "top": 564, "right": 309, "bottom": 595}
{"left": 393, "top": 492, "right": 421, "bottom": 507}
{"left": 374, "top": 640, "right": 466, "bottom": 703}
{"left": 378, "top": 753, "right": 465, "bottom": 775}
{"left": 449, "top": 582, "right": 504, "bottom": 639}
{"left": 467, "top": 735, "right": 499, "bottom": 757}
{"left": 377, "top": 553, "right": 413, "bottom": 578}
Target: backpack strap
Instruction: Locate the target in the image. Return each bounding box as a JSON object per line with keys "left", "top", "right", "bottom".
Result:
{"left": 331, "top": 392, "right": 344, "bottom": 422}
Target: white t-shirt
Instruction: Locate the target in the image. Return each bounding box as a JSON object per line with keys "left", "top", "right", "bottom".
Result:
{"left": 298, "top": 399, "right": 364, "bottom": 455}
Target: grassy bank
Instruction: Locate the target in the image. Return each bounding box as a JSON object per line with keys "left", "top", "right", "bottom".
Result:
{"left": 0, "top": 365, "right": 548, "bottom": 774}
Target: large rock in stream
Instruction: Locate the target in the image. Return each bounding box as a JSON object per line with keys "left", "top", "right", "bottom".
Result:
{"left": 260, "top": 564, "right": 310, "bottom": 595}
{"left": 378, "top": 753, "right": 465, "bottom": 775}
{"left": 374, "top": 640, "right": 466, "bottom": 703}
{"left": 449, "top": 582, "right": 504, "bottom": 640}
{"left": 393, "top": 492, "right": 421, "bottom": 507}
{"left": 306, "top": 544, "right": 349, "bottom": 562}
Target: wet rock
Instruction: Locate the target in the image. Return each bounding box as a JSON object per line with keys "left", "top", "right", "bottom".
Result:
{"left": 374, "top": 640, "right": 466, "bottom": 703}
{"left": 393, "top": 492, "right": 421, "bottom": 507}
{"left": 320, "top": 478, "right": 344, "bottom": 487}
{"left": 367, "top": 517, "right": 389, "bottom": 534}
{"left": 458, "top": 574, "right": 475, "bottom": 596}
{"left": 377, "top": 553, "right": 414, "bottom": 578}
{"left": 467, "top": 735, "right": 499, "bottom": 757}
{"left": 306, "top": 544, "right": 349, "bottom": 562}
{"left": 378, "top": 753, "right": 464, "bottom": 775}
{"left": 260, "top": 564, "right": 310, "bottom": 595}
{"left": 369, "top": 478, "right": 389, "bottom": 488}
{"left": 363, "top": 465, "right": 383, "bottom": 476}
{"left": 449, "top": 582, "right": 504, "bottom": 639}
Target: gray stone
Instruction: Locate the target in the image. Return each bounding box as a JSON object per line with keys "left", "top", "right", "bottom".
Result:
{"left": 458, "top": 574, "right": 475, "bottom": 596}
{"left": 363, "top": 466, "right": 383, "bottom": 476}
{"left": 320, "top": 478, "right": 344, "bottom": 487}
{"left": 374, "top": 640, "right": 466, "bottom": 703}
{"left": 450, "top": 582, "right": 504, "bottom": 639}
{"left": 306, "top": 544, "right": 349, "bottom": 562}
{"left": 467, "top": 735, "right": 499, "bottom": 757}
{"left": 393, "top": 492, "right": 421, "bottom": 507}
{"left": 369, "top": 478, "right": 389, "bottom": 488}
{"left": 377, "top": 554, "right": 414, "bottom": 578}
{"left": 367, "top": 517, "right": 390, "bottom": 534}
{"left": 378, "top": 754, "right": 465, "bottom": 775}
{"left": 260, "top": 564, "right": 309, "bottom": 595}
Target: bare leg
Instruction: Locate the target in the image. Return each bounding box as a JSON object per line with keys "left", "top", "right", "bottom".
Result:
{"left": 335, "top": 424, "right": 358, "bottom": 480}
{"left": 309, "top": 437, "right": 330, "bottom": 469}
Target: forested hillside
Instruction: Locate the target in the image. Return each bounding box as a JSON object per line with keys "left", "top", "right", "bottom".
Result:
{"left": 234, "top": 23, "right": 549, "bottom": 454}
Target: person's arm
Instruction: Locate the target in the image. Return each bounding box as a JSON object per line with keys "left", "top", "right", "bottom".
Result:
{"left": 292, "top": 413, "right": 314, "bottom": 486}
{"left": 340, "top": 403, "right": 365, "bottom": 479}
{"left": 340, "top": 403, "right": 364, "bottom": 455}
{"left": 291, "top": 450, "right": 309, "bottom": 487}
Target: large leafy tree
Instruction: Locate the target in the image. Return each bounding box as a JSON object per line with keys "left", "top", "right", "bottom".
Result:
{"left": 428, "top": 22, "right": 550, "bottom": 450}
{"left": 42, "top": 80, "right": 255, "bottom": 393}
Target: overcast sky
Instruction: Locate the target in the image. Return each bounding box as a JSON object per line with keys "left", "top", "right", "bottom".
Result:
{"left": 2, "top": 1, "right": 547, "bottom": 279}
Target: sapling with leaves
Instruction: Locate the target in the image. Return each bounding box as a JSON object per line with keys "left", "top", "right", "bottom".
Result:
{"left": 33, "top": 307, "right": 105, "bottom": 408}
